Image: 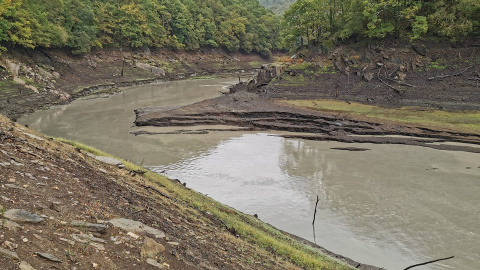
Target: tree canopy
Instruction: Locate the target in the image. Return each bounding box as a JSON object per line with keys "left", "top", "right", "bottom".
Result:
{"left": 282, "top": 0, "right": 480, "bottom": 48}
{"left": 258, "top": 0, "right": 296, "bottom": 14}
{"left": 0, "top": 0, "right": 282, "bottom": 56}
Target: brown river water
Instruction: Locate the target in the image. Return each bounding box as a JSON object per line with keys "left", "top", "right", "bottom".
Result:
{"left": 19, "top": 78, "right": 480, "bottom": 270}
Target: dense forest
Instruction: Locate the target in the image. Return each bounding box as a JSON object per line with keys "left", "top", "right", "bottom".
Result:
{"left": 283, "top": 0, "right": 480, "bottom": 48}
{"left": 0, "top": 0, "right": 282, "bottom": 57}
{"left": 0, "top": 0, "right": 479, "bottom": 57}
{"left": 258, "top": 0, "right": 296, "bottom": 14}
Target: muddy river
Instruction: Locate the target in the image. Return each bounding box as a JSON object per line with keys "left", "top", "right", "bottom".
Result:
{"left": 19, "top": 78, "right": 480, "bottom": 270}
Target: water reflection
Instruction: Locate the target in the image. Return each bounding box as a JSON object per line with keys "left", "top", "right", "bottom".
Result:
{"left": 151, "top": 134, "right": 480, "bottom": 270}
{"left": 18, "top": 78, "right": 480, "bottom": 270}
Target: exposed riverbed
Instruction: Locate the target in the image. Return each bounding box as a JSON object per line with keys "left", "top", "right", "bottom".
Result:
{"left": 19, "top": 78, "right": 480, "bottom": 270}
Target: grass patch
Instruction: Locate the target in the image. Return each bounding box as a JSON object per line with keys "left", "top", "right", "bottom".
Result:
{"left": 189, "top": 75, "right": 217, "bottom": 80}
{"left": 57, "top": 138, "right": 354, "bottom": 270}
{"left": 429, "top": 59, "right": 447, "bottom": 70}
{"left": 284, "top": 99, "right": 480, "bottom": 133}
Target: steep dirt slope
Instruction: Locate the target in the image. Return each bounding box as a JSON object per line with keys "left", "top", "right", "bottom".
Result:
{"left": 0, "top": 114, "right": 304, "bottom": 270}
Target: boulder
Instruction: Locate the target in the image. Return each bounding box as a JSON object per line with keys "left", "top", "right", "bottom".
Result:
{"left": 3, "top": 209, "right": 43, "bottom": 223}
{"left": 141, "top": 237, "right": 165, "bottom": 259}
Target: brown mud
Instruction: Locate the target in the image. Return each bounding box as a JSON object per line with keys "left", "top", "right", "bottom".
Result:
{"left": 0, "top": 115, "right": 301, "bottom": 270}
{"left": 135, "top": 41, "right": 480, "bottom": 153}
{"left": 135, "top": 74, "right": 480, "bottom": 153}
{"left": 1, "top": 47, "right": 271, "bottom": 121}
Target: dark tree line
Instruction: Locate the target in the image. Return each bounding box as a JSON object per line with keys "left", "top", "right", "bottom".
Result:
{"left": 0, "top": 0, "right": 283, "bottom": 57}
{"left": 283, "top": 0, "right": 480, "bottom": 48}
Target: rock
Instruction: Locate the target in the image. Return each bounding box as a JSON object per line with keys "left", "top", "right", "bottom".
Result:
{"left": 19, "top": 261, "right": 36, "bottom": 270}
{"left": 135, "top": 63, "right": 166, "bottom": 77}
{"left": 23, "top": 133, "right": 44, "bottom": 141}
{"left": 10, "top": 159, "right": 23, "bottom": 166}
{"left": 127, "top": 232, "right": 140, "bottom": 240}
{"left": 412, "top": 44, "right": 427, "bottom": 56}
{"left": 3, "top": 209, "right": 44, "bottom": 223}
{"left": 35, "top": 252, "right": 62, "bottom": 263}
{"left": 363, "top": 72, "right": 374, "bottom": 82}
{"left": 109, "top": 218, "right": 166, "bottom": 239}
{"left": 71, "top": 234, "right": 106, "bottom": 243}
{"left": 5, "top": 184, "right": 28, "bottom": 191}
{"left": 141, "top": 237, "right": 165, "bottom": 259}
{"left": 71, "top": 234, "right": 106, "bottom": 251}
{"left": 94, "top": 156, "right": 122, "bottom": 166}
{"left": 0, "top": 247, "right": 20, "bottom": 260}
{"left": 146, "top": 258, "right": 164, "bottom": 269}
{"left": 2, "top": 220, "right": 22, "bottom": 232}
{"left": 71, "top": 220, "right": 108, "bottom": 233}
{"left": 3, "top": 240, "right": 18, "bottom": 250}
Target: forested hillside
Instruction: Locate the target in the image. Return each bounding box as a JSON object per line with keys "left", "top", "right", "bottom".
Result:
{"left": 283, "top": 0, "right": 480, "bottom": 47}
{"left": 258, "top": 0, "right": 296, "bottom": 14}
{"left": 0, "top": 0, "right": 282, "bottom": 56}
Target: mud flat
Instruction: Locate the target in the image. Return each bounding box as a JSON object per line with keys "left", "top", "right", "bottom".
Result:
{"left": 134, "top": 80, "right": 480, "bottom": 153}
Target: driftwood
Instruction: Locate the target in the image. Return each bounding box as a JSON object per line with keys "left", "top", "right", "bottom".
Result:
{"left": 383, "top": 76, "right": 416, "bottom": 87}
{"left": 378, "top": 75, "right": 403, "bottom": 93}
{"left": 428, "top": 66, "right": 473, "bottom": 80}
{"left": 404, "top": 256, "right": 454, "bottom": 270}
{"left": 143, "top": 185, "right": 180, "bottom": 203}
{"left": 312, "top": 195, "right": 320, "bottom": 225}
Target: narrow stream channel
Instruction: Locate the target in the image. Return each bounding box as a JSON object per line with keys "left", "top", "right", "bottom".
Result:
{"left": 19, "top": 78, "right": 480, "bottom": 270}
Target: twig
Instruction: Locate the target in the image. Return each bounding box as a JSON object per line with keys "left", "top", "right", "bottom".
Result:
{"left": 143, "top": 185, "right": 179, "bottom": 203}
{"left": 312, "top": 195, "right": 319, "bottom": 225}
{"left": 467, "top": 77, "right": 480, "bottom": 81}
{"left": 428, "top": 66, "right": 473, "bottom": 80}
{"left": 389, "top": 67, "right": 399, "bottom": 77}
{"left": 383, "top": 76, "right": 416, "bottom": 87}
{"left": 378, "top": 70, "right": 403, "bottom": 93}
{"left": 404, "top": 256, "right": 454, "bottom": 270}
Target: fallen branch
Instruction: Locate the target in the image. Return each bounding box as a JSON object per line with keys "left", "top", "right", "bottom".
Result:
{"left": 378, "top": 66, "right": 403, "bottom": 93}
{"left": 404, "top": 256, "right": 454, "bottom": 270}
{"left": 428, "top": 66, "right": 473, "bottom": 80}
{"left": 467, "top": 77, "right": 480, "bottom": 81}
{"left": 143, "top": 185, "right": 180, "bottom": 203}
{"left": 383, "top": 76, "right": 416, "bottom": 87}
{"left": 312, "top": 195, "right": 320, "bottom": 225}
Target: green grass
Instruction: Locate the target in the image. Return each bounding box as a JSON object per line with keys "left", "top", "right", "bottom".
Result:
{"left": 57, "top": 138, "right": 354, "bottom": 270}
{"left": 284, "top": 99, "right": 480, "bottom": 133}
{"left": 189, "top": 75, "right": 217, "bottom": 80}
{"left": 429, "top": 59, "right": 447, "bottom": 70}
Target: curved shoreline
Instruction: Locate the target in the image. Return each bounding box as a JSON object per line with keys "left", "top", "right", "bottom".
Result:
{"left": 134, "top": 83, "right": 480, "bottom": 153}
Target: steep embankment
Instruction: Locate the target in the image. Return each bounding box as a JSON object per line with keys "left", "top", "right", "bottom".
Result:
{"left": 0, "top": 48, "right": 270, "bottom": 121}
{"left": 134, "top": 60, "right": 480, "bottom": 153}
{"left": 271, "top": 40, "right": 480, "bottom": 111}
{"left": 0, "top": 114, "right": 370, "bottom": 269}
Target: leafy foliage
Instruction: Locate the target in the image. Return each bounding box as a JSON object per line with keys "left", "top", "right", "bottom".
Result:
{"left": 0, "top": 0, "right": 282, "bottom": 55}
{"left": 282, "top": 0, "right": 479, "bottom": 48}
{"left": 258, "top": 0, "right": 296, "bottom": 14}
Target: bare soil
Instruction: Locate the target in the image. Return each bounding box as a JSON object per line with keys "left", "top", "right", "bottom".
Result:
{"left": 271, "top": 40, "right": 480, "bottom": 111}
{"left": 135, "top": 41, "right": 480, "bottom": 152}
{"left": 1, "top": 47, "right": 271, "bottom": 121}
{"left": 0, "top": 115, "right": 303, "bottom": 270}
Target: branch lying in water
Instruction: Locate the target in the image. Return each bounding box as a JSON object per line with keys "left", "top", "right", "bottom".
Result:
{"left": 404, "top": 256, "right": 454, "bottom": 270}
